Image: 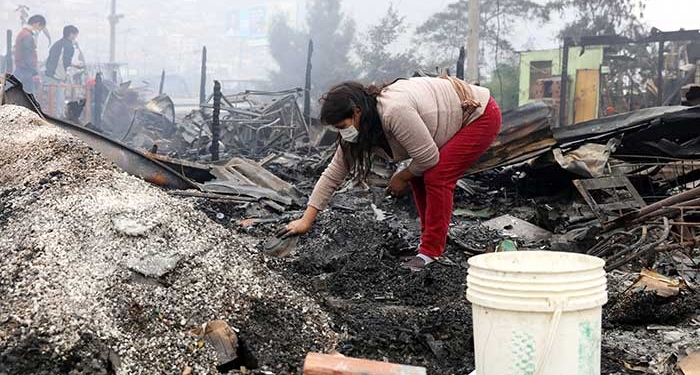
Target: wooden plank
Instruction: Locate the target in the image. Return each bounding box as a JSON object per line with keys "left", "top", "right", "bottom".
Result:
{"left": 678, "top": 352, "right": 700, "bottom": 375}
{"left": 468, "top": 137, "right": 556, "bottom": 173}
{"left": 574, "top": 69, "right": 600, "bottom": 124}
{"left": 303, "top": 353, "right": 426, "bottom": 375}
{"left": 224, "top": 166, "right": 256, "bottom": 185}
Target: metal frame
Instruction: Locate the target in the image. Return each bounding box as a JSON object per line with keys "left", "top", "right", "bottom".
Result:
{"left": 668, "top": 205, "right": 700, "bottom": 246}
{"left": 573, "top": 176, "right": 647, "bottom": 224}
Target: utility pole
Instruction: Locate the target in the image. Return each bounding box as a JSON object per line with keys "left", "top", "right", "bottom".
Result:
{"left": 158, "top": 69, "right": 166, "bottom": 95}
{"left": 108, "top": 0, "right": 123, "bottom": 81}
{"left": 466, "top": 0, "right": 480, "bottom": 83}
{"left": 5, "top": 30, "right": 12, "bottom": 74}
{"left": 199, "top": 46, "right": 207, "bottom": 105}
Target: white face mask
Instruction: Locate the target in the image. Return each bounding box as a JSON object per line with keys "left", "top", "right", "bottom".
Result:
{"left": 339, "top": 125, "right": 359, "bottom": 143}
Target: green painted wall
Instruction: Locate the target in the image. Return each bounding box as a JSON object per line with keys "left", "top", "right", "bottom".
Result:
{"left": 518, "top": 46, "right": 605, "bottom": 123}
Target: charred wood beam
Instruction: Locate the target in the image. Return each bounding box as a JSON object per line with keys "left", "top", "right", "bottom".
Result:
{"left": 559, "top": 37, "right": 572, "bottom": 127}
{"left": 469, "top": 138, "right": 555, "bottom": 173}
{"left": 198, "top": 105, "right": 263, "bottom": 118}
{"left": 93, "top": 72, "right": 103, "bottom": 126}
{"left": 240, "top": 88, "right": 303, "bottom": 96}
{"left": 657, "top": 41, "right": 665, "bottom": 107}
{"left": 579, "top": 35, "right": 634, "bottom": 47}
{"left": 643, "top": 29, "right": 700, "bottom": 43}
{"left": 573, "top": 30, "right": 700, "bottom": 48}
{"left": 606, "top": 185, "right": 700, "bottom": 230}
{"left": 211, "top": 80, "right": 222, "bottom": 161}
{"left": 304, "top": 39, "right": 313, "bottom": 123}
{"left": 456, "top": 46, "right": 465, "bottom": 80}
{"left": 633, "top": 197, "right": 700, "bottom": 224}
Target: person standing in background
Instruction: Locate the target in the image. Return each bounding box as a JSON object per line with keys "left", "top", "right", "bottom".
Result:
{"left": 45, "top": 25, "right": 81, "bottom": 118}
{"left": 13, "top": 14, "right": 46, "bottom": 94}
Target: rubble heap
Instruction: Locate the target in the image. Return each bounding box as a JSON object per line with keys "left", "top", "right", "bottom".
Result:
{"left": 0, "top": 105, "right": 337, "bottom": 375}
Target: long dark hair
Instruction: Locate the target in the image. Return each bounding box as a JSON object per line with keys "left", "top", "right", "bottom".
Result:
{"left": 319, "top": 81, "right": 389, "bottom": 178}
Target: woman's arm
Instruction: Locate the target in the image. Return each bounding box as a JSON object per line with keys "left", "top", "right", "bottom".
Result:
{"left": 386, "top": 166, "right": 415, "bottom": 196}
{"left": 285, "top": 145, "right": 349, "bottom": 235}
{"left": 285, "top": 205, "right": 319, "bottom": 235}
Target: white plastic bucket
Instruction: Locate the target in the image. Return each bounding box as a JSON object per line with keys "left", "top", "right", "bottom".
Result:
{"left": 466, "top": 251, "right": 607, "bottom": 375}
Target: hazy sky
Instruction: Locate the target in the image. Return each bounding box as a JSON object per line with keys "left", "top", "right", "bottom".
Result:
{"left": 2, "top": 0, "right": 697, "bottom": 88}
{"left": 343, "top": 0, "right": 700, "bottom": 51}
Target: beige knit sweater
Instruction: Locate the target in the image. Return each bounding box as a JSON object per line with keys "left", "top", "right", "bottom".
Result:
{"left": 307, "top": 77, "right": 491, "bottom": 210}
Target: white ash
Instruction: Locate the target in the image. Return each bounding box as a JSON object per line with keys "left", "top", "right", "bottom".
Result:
{"left": 0, "top": 105, "right": 337, "bottom": 375}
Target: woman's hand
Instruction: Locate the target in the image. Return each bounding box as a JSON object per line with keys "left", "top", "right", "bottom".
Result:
{"left": 280, "top": 206, "right": 320, "bottom": 238}
{"left": 386, "top": 168, "right": 414, "bottom": 197}
{"left": 285, "top": 217, "right": 313, "bottom": 236}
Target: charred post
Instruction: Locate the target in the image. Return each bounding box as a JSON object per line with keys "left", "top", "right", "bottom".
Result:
{"left": 5, "top": 30, "right": 12, "bottom": 73}
{"left": 558, "top": 37, "right": 572, "bottom": 127}
{"left": 109, "top": 0, "right": 118, "bottom": 64}
{"left": 456, "top": 46, "right": 465, "bottom": 80}
{"left": 158, "top": 69, "right": 166, "bottom": 95}
{"left": 303, "top": 39, "right": 313, "bottom": 123}
{"left": 199, "top": 46, "right": 207, "bottom": 106}
{"left": 657, "top": 41, "right": 665, "bottom": 106}
{"left": 210, "top": 80, "right": 222, "bottom": 161}
{"left": 93, "top": 72, "right": 103, "bottom": 126}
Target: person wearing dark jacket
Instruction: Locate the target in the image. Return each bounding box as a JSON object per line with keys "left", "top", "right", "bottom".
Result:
{"left": 44, "top": 25, "right": 80, "bottom": 118}
{"left": 13, "top": 14, "right": 46, "bottom": 94}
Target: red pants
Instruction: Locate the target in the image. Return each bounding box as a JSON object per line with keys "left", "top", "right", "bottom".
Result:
{"left": 411, "top": 98, "right": 502, "bottom": 258}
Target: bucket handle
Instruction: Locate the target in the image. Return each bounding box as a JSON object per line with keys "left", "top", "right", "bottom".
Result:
{"left": 534, "top": 300, "right": 564, "bottom": 375}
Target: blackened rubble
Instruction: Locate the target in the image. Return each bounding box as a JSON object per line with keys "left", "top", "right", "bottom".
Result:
{"left": 5, "top": 68, "right": 700, "bottom": 375}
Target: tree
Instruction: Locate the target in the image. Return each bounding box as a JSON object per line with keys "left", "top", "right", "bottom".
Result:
{"left": 482, "top": 60, "right": 520, "bottom": 111}
{"left": 268, "top": 15, "right": 307, "bottom": 89}
{"left": 414, "top": 0, "right": 545, "bottom": 74}
{"left": 354, "top": 5, "right": 416, "bottom": 82}
{"left": 544, "top": 0, "right": 647, "bottom": 40}
{"left": 268, "top": 0, "right": 356, "bottom": 100}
